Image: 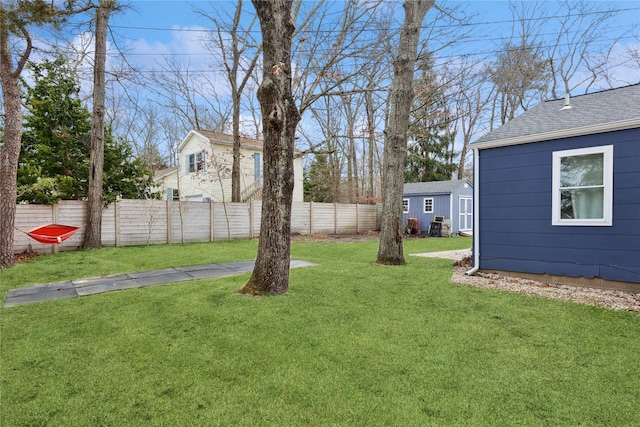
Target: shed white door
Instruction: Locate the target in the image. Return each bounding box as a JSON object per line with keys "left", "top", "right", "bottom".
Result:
{"left": 459, "top": 197, "right": 473, "bottom": 232}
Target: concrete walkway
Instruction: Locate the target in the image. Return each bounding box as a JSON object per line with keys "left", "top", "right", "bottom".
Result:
{"left": 3, "top": 259, "right": 316, "bottom": 308}
{"left": 410, "top": 249, "right": 471, "bottom": 261}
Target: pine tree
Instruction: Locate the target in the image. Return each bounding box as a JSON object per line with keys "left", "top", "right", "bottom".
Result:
{"left": 18, "top": 57, "right": 157, "bottom": 204}
{"left": 405, "top": 60, "right": 457, "bottom": 183}
{"left": 304, "top": 153, "right": 331, "bottom": 202}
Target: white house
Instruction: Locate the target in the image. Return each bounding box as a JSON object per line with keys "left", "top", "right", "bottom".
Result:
{"left": 154, "top": 130, "right": 305, "bottom": 202}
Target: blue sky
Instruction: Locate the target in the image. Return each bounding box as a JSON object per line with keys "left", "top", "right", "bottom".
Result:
{"left": 106, "top": 0, "right": 640, "bottom": 87}
{"left": 92, "top": 0, "right": 640, "bottom": 154}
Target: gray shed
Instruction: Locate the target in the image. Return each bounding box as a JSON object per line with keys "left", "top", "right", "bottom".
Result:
{"left": 402, "top": 180, "right": 473, "bottom": 236}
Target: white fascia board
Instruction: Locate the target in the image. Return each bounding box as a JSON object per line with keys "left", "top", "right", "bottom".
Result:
{"left": 472, "top": 118, "right": 640, "bottom": 150}
{"left": 177, "top": 130, "right": 200, "bottom": 153}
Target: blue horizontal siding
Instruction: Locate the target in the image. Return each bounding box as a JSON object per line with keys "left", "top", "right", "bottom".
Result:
{"left": 402, "top": 194, "right": 450, "bottom": 233}
{"left": 478, "top": 127, "right": 640, "bottom": 283}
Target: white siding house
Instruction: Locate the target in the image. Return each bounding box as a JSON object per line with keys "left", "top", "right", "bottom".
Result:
{"left": 154, "top": 130, "right": 304, "bottom": 202}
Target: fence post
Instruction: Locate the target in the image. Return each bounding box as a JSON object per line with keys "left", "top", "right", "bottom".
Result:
{"left": 115, "top": 201, "right": 121, "bottom": 247}
{"left": 214, "top": 199, "right": 215, "bottom": 242}
{"left": 356, "top": 203, "right": 359, "bottom": 234}
{"left": 249, "top": 201, "right": 254, "bottom": 239}
{"left": 52, "top": 203, "right": 59, "bottom": 253}
{"left": 166, "top": 200, "right": 172, "bottom": 244}
{"left": 334, "top": 202, "right": 338, "bottom": 234}
{"left": 309, "top": 201, "right": 313, "bottom": 235}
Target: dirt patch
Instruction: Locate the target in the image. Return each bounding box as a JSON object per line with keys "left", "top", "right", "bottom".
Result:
{"left": 291, "top": 231, "right": 381, "bottom": 243}
{"left": 290, "top": 231, "right": 442, "bottom": 243}
{"left": 14, "top": 249, "right": 41, "bottom": 264}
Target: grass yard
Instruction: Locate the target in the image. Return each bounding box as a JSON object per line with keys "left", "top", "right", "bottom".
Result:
{"left": 1, "top": 237, "right": 639, "bottom": 426}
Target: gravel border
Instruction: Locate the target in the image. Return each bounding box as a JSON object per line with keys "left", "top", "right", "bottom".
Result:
{"left": 412, "top": 250, "right": 640, "bottom": 312}
{"left": 451, "top": 267, "right": 640, "bottom": 312}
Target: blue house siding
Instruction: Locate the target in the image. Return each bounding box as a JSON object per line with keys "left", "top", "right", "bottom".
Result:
{"left": 478, "top": 127, "right": 640, "bottom": 284}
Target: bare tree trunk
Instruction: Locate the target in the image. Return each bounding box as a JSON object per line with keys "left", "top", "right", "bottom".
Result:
{"left": 84, "top": 2, "right": 112, "bottom": 248}
{"left": 231, "top": 99, "right": 242, "bottom": 202}
{"left": 366, "top": 89, "right": 376, "bottom": 200}
{"left": 0, "top": 21, "right": 30, "bottom": 268}
{"left": 239, "top": 0, "right": 300, "bottom": 296}
{"left": 377, "top": 0, "right": 433, "bottom": 265}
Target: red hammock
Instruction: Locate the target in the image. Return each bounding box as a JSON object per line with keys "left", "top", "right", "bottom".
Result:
{"left": 26, "top": 224, "right": 80, "bottom": 244}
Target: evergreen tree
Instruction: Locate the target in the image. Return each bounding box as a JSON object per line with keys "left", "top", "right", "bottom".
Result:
{"left": 404, "top": 60, "right": 457, "bottom": 183}
{"left": 18, "top": 57, "right": 158, "bottom": 204}
{"left": 304, "top": 153, "right": 331, "bottom": 202}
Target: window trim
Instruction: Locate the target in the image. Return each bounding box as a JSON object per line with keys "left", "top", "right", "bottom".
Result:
{"left": 187, "top": 150, "right": 206, "bottom": 173}
{"left": 551, "top": 145, "right": 613, "bottom": 226}
{"left": 402, "top": 198, "right": 409, "bottom": 214}
{"left": 423, "top": 197, "right": 434, "bottom": 214}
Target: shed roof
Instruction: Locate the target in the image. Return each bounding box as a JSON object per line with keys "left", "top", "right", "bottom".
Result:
{"left": 403, "top": 179, "right": 472, "bottom": 195}
{"left": 472, "top": 83, "right": 640, "bottom": 149}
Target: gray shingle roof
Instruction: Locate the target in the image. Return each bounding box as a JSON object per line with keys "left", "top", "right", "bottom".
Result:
{"left": 403, "top": 179, "right": 471, "bottom": 195}
{"left": 473, "top": 84, "right": 640, "bottom": 146}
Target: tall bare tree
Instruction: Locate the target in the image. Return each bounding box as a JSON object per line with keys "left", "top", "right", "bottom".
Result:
{"left": 84, "top": 0, "right": 117, "bottom": 248}
{"left": 148, "top": 55, "right": 231, "bottom": 135}
{"left": 377, "top": 0, "right": 433, "bottom": 265}
{"left": 295, "top": 0, "right": 393, "bottom": 202}
{"left": 239, "top": 0, "right": 300, "bottom": 295}
{"left": 199, "top": 0, "right": 261, "bottom": 202}
{"left": 448, "top": 59, "right": 494, "bottom": 180}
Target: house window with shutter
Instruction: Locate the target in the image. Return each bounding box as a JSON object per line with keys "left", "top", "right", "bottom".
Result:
{"left": 167, "top": 188, "right": 179, "bottom": 201}
{"left": 187, "top": 150, "right": 206, "bottom": 173}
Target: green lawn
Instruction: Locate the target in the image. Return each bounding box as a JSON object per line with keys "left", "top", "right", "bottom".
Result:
{"left": 1, "top": 237, "right": 639, "bottom": 426}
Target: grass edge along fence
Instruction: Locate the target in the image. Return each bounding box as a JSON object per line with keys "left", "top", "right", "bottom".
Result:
{"left": 14, "top": 200, "right": 382, "bottom": 253}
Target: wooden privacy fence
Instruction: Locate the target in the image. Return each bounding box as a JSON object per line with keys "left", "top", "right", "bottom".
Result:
{"left": 14, "top": 200, "right": 382, "bottom": 253}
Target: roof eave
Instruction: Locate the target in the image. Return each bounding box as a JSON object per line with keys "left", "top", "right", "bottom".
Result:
{"left": 154, "top": 168, "right": 177, "bottom": 180}
{"left": 472, "top": 118, "right": 640, "bottom": 150}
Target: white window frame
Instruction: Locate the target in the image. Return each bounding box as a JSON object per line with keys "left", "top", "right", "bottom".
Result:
{"left": 423, "top": 197, "right": 434, "bottom": 214}
{"left": 552, "top": 145, "right": 613, "bottom": 226}
{"left": 402, "top": 199, "right": 409, "bottom": 214}
{"left": 187, "top": 150, "right": 206, "bottom": 173}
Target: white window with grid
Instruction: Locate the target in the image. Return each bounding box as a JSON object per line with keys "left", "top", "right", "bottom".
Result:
{"left": 423, "top": 198, "right": 434, "bottom": 213}
{"left": 402, "top": 199, "right": 409, "bottom": 214}
{"left": 552, "top": 145, "right": 613, "bottom": 226}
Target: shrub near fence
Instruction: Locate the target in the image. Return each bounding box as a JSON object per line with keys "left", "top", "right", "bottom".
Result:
{"left": 13, "top": 200, "right": 382, "bottom": 254}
